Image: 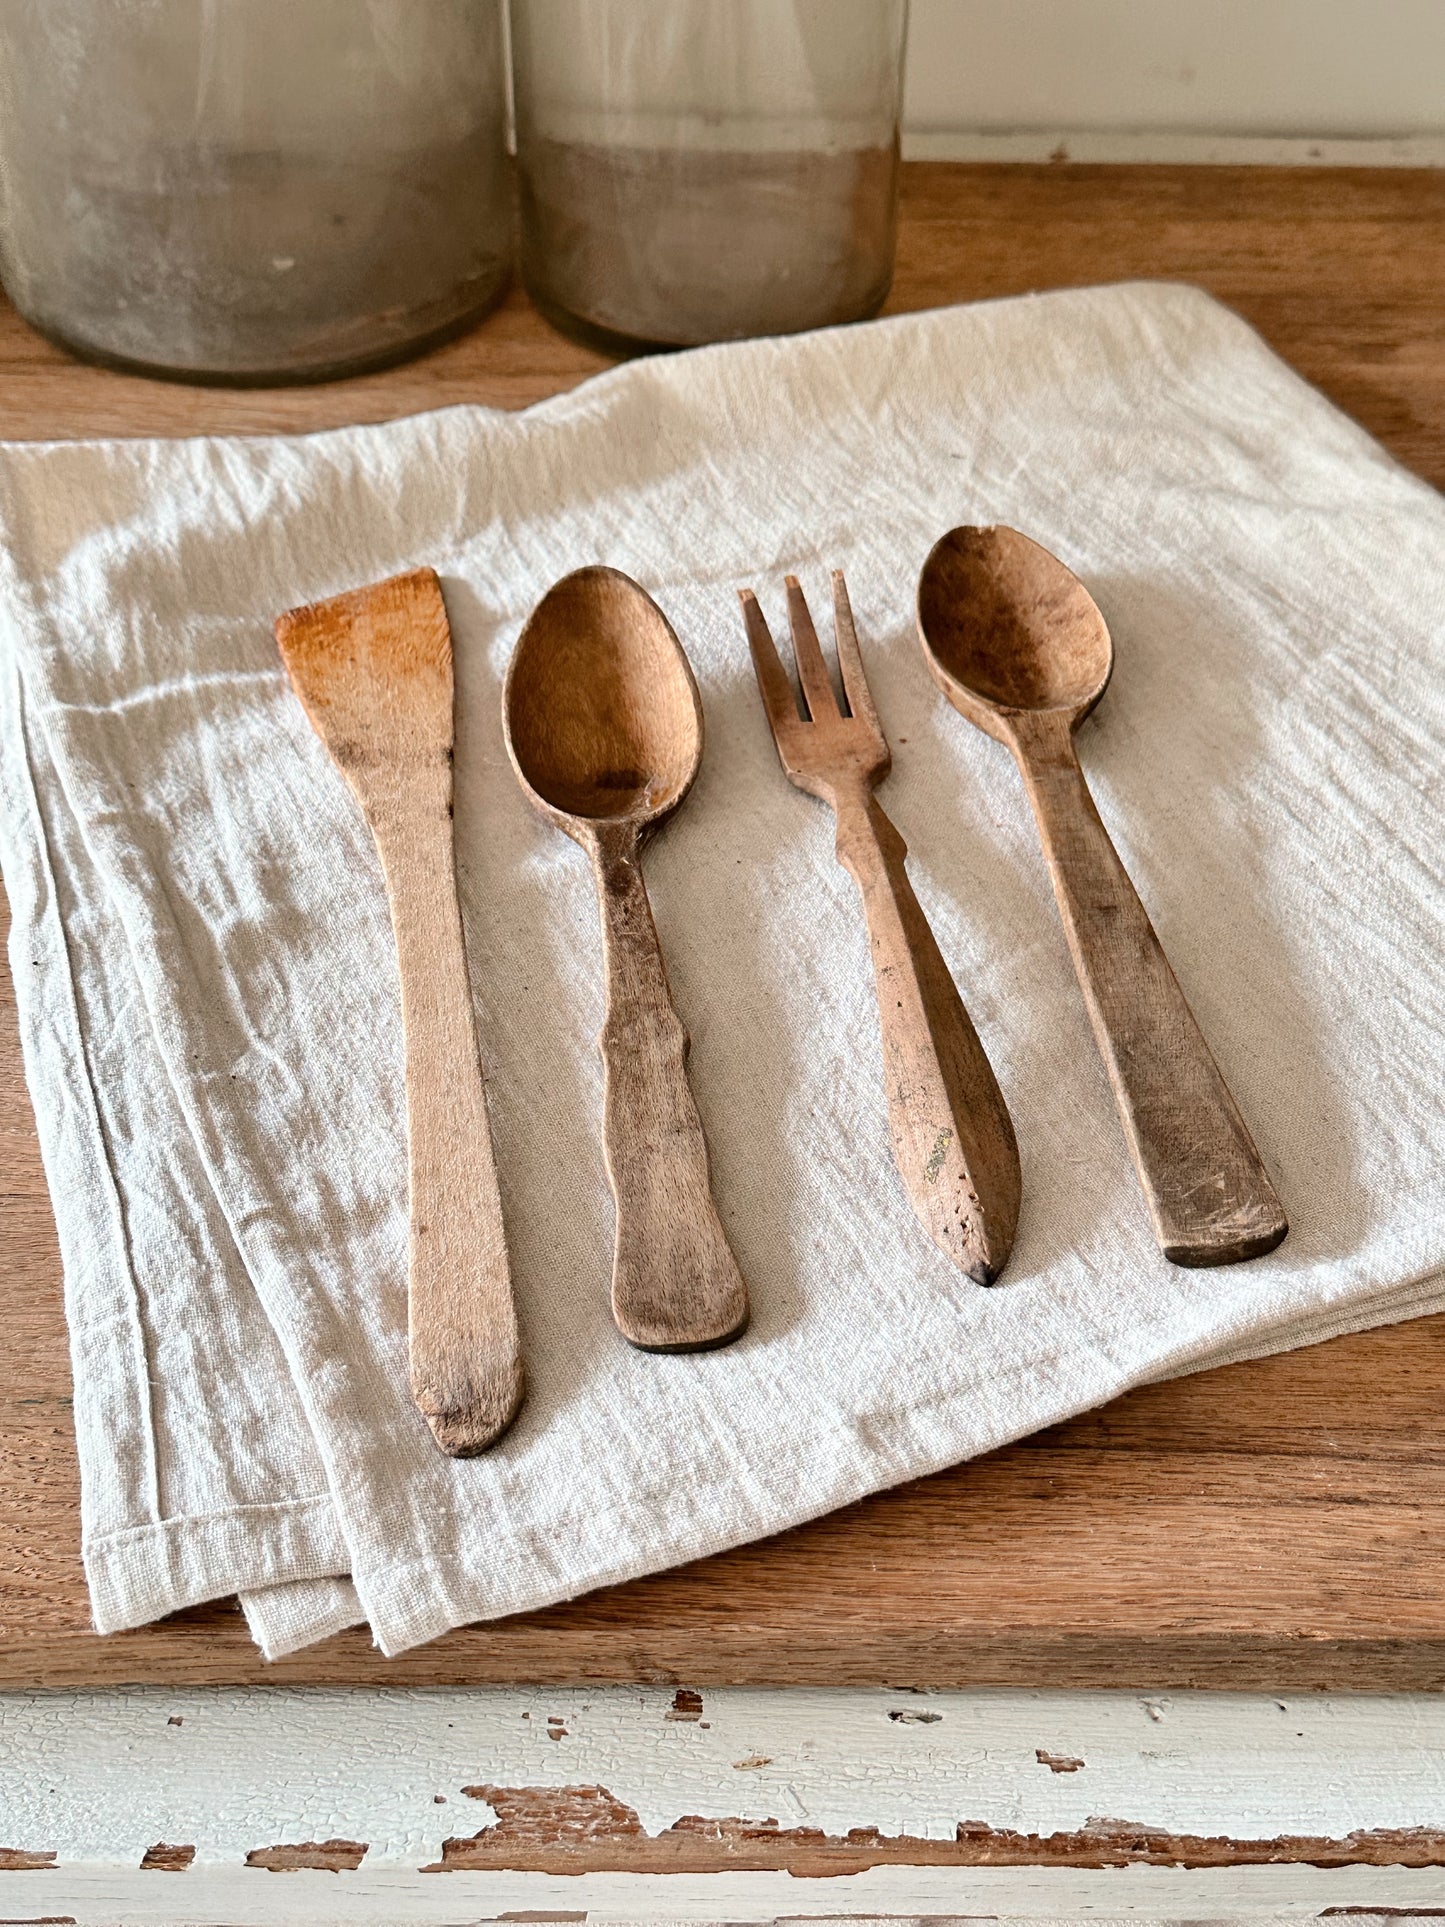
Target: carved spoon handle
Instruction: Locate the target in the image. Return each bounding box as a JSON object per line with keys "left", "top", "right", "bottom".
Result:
{"left": 1012, "top": 709, "right": 1288, "bottom": 1266}
{"left": 589, "top": 824, "right": 750, "bottom": 1351}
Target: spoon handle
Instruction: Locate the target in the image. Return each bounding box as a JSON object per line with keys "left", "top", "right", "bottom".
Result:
{"left": 589, "top": 827, "right": 750, "bottom": 1351}
{"left": 834, "top": 788, "right": 1020, "bottom": 1283}
{"left": 373, "top": 770, "right": 525, "bottom": 1454}
{"left": 1011, "top": 712, "right": 1288, "bottom": 1266}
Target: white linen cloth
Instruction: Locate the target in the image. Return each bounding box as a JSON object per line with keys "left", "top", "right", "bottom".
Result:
{"left": 2, "top": 283, "right": 1443, "bottom": 1659}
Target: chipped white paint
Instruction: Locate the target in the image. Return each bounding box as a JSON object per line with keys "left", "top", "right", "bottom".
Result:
{"left": 2, "top": 1686, "right": 1445, "bottom": 1862}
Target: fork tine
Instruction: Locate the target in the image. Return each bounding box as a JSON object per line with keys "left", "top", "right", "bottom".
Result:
{"left": 831, "top": 571, "right": 882, "bottom": 735}
{"left": 785, "top": 576, "right": 841, "bottom": 722}
{"left": 739, "top": 588, "right": 803, "bottom": 739}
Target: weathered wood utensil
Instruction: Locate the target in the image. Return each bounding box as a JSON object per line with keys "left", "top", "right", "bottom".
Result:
{"left": 741, "top": 573, "right": 1021, "bottom": 1284}
{"left": 276, "top": 568, "right": 523, "bottom": 1455}
{"left": 917, "top": 525, "right": 1288, "bottom": 1267}
{"left": 503, "top": 566, "right": 749, "bottom": 1352}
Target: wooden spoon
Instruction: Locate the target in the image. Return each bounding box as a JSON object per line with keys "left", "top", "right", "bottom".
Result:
{"left": 276, "top": 567, "right": 523, "bottom": 1455}
{"left": 917, "top": 526, "right": 1288, "bottom": 1268}
{"left": 503, "top": 566, "right": 750, "bottom": 1352}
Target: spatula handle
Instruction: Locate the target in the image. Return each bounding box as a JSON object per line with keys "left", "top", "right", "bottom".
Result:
{"left": 590, "top": 828, "right": 749, "bottom": 1351}
{"left": 1012, "top": 711, "right": 1287, "bottom": 1266}
{"left": 378, "top": 774, "right": 524, "bottom": 1452}
{"left": 835, "top": 789, "right": 1020, "bottom": 1283}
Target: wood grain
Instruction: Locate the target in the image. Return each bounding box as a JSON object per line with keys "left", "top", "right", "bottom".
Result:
{"left": 503, "top": 566, "right": 749, "bottom": 1351}
{"left": 2, "top": 161, "right": 1443, "bottom": 1687}
{"left": 275, "top": 568, "right": 523, "bottom": 1454}
{"left": 918, "top": 525, "right": 1287, "bottom": 1267}
{"left": 741, "top": 572, "right": 1020, "bottom": 1283}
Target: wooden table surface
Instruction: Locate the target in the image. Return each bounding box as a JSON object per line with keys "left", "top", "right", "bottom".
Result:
{"left": 3, "top": 162, "right": 1443, "bottom": 1692}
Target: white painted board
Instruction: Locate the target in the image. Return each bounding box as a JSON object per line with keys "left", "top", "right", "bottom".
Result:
{"left": 4, "top": 1686, "right": 1445, "bottom": 1921}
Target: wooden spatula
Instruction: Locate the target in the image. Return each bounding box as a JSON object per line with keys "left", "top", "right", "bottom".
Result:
{"left": 276, "top": 568, "right": 523, "bottom": 1455}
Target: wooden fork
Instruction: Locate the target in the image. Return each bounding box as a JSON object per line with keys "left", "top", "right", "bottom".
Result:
{"left": 740, "top": 573, "right": 1021, "bottom": 1284}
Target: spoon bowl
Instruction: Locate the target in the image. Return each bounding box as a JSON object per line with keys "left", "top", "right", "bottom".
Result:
{"left": 503, "top": 565, "right": 749, "bottom": 1353}
{"left": 505, "top": 566, "right": 702, "bottom": 830}
{"left": 917, "top": 525, "right": 1113, "bottom": 741}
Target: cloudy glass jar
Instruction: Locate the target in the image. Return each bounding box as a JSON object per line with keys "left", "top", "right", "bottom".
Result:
{"left": 510, "top": 0, "right": 908, "bottom": 352}
{"left": 0, "top": 0, "right": 512, "bottom": 384}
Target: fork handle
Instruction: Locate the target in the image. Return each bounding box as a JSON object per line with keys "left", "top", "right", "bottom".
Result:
{"left": 835, "top": 789, "right": 1021, "bottom": 1283}
{"left": 588, "top": 824, "right": 750, "bottom": 1351}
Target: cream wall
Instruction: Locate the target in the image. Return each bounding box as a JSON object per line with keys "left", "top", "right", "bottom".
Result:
{"left": 904, "top": 0, "right": 1445, "bottom": 139}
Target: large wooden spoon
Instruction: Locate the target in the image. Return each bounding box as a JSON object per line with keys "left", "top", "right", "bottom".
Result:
{"left": 917, "top": 526, "right": 1288, "bottom": 1268}
{"left": 503, "top": 566, "right": 749, "bottom": 1352}
{"left": 276, "top": 568, "right": 523, "bottom": 1455}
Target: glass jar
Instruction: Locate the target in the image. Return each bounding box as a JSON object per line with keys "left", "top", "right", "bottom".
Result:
{"left": 0, "top": 0, "right": 512, "bottom": 385}
{"left": 510, "top": 0, "right": 908, "bottom": 352}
